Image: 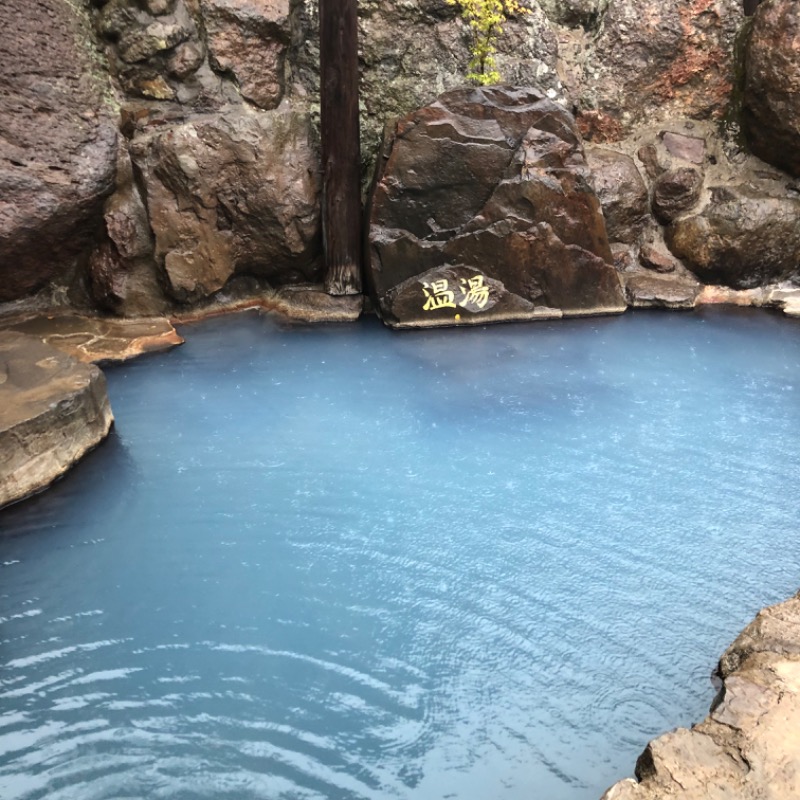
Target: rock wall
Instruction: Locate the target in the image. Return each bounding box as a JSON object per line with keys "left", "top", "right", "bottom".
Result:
{"left": 0, "top": 0, "right": 119, "bottom": 303}
{"left": 1, "top": 0, "right": 799, "bottom": 318}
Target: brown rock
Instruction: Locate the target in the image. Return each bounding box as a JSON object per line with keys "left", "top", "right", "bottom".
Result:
{"left": 652, "top": 167, "right": 704, "bottom": 223}
{"left": 90, "top": 144, "right": 169, "bottom": 317}
{"left": 666, "top": 185, "right": 800, "bottom": 288}
{"left": 636, "top": 144, "right": 663, "bottom": 182}
{"left": 201, "top": 0, "right": 291, "bottom": 110}
{"left": 367, "top": 86, "right": 625, "bottom": 328}
{"left": 294, "top": 0, "right": 561, "bottom": 177}
{"left": 0, "top": 0, "right": 118, "bottom": 302}
{"left": 638, "top": 243, "right": 678, "bottom": 273}
{"left": 586, "top": 147, "right": 649, "bottom": 244}
{"left": 743, "top": 0, "right": 800, "bottom": 177}
{"left": 623, "top": 271, "right": 700, "bottom": 309}
{"left": 131, "top": 108, "right": 322, "bottom": 303}
{"left": 117, "top": 19, "right": 191, "bottom": 63}
{"left": 0, "top": 332, "right": 113, "bottom": 509}
{"left": 600, "top": 593, "right": 800, "bottom": 800}
{"left": 578, "top": 0, "right": 741, "bottom": 138}
{"left": 167, "top": 40, "right": 205, "bottom": 79}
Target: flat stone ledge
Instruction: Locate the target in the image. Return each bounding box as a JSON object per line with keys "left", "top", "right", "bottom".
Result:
{"left": 170, "top": 285, "right": 364, "bottom": 325}
{"left": 0, "top": 313, "right": 184, "bottom": 364}
{"left": 0, "top": 332, "right": 114, "bottom": 510}
{"left": 600, "top": 591, "right": 800, "bottom": 799}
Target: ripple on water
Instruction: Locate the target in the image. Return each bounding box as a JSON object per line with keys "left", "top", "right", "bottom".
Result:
{"left": 0, "top": 310, "right": 799, "bottom": 800}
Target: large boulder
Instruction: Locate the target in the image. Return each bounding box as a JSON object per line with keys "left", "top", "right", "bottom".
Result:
{"left": 0, "top": 0, "right": 118, "bottom": 302}
{"left": 665, "top": 184, "right": 800, "bottom": 289}
{"left": 743, "top": 0, "right": 800, "bottom": 177}
{"left": 367, "top": 86, "right": 626, "bottom": 328}
{"left": 130, "top": 108, "right": 322, "bottom": 304}
{"left": 0, "top": 332, "right": 113, "bottom": 509}
{"left": 585, "top": 147, "right": 648, "bottom": 244}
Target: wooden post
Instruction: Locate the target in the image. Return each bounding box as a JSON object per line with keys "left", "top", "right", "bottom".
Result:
{"left": 320, "top": 0, "right": 362, "bottom": 295}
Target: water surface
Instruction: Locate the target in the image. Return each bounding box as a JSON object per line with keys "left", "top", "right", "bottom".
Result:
{"left": 1, "top": 309, "right": 799, "bottom": 800}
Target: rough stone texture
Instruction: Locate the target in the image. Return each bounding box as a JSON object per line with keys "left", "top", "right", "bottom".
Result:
{"left": 585, "top": 147, "right": 648, "bottom": 244}
{"left": 293, "top": 0, "right": 562, "bottom": 176}
{"left": 0, "top": 0, "right": 119, "bottom": 302}
{"left": 639, "top": 243, "right": 678, "bottom": 274}
{"left": 1, "top": 314, "right": 183, "bottom": 364}
{"left": 201, "top": 0, "right": 291, "bottom": 110}
{"left": 666, "top": 184, "right": 800, "bottom": 289}
{"left": 87, "top": 143, "right": 168, "bottom": 316}
{"left": 130, "top": 108, "right": 322, "bottom": 304}
{"left": 651, "top": 167, "right": 704, "bottom": 223}
{"left": 368, "top": 86, "right": 625, "bottom": 328}
{"left": 743, "top": 0, "right": 800, "bottom": 177}
{"left": 622, "top": 271, "right": 701, "bottom": 309}
{"left": 601, "top": 592, "right": 800, "bottom": 800}
{"left": 0, "top": 332, "right": 114, "bottom": 509}
{"left": 570, "top": 0, "right": 742, "bottom": 141}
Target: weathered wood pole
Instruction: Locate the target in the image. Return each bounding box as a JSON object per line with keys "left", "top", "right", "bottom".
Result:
{"left": 319, "top": 0, "right": 362, "bottom": 295}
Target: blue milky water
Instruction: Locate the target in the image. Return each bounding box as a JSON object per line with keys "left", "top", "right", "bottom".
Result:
{"left": 1, "top": 308, "right": 799, "bottom": 800}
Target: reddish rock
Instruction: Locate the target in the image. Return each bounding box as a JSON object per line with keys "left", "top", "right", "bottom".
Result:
{"left": 367, "top": 87, "right": 625, "bottom": 328}
{"left": 639, "top": 244, "right": 678, "bottom": 273}
{"left": 201, "top": 0, "right": 290, "bottom": 110}
{"left": 580, "top": 0, "right": 740, "bottom": 138}
{"left": 743, "top": 0, "right": 800, "bottom": 177}
{"left": 0, "top": 0, "right": 118, "bottom": 302}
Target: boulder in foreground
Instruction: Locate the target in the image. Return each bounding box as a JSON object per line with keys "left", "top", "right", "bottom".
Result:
{"left": 0, "top": 333, "right": 113, "bottom": 509}
{"left": 601, "top": 591, "right": 800, "bottom": 799}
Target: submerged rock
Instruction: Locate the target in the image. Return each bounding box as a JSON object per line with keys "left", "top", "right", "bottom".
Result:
{"left": 601, "top": 592, "right": 800, "bottom": 800}
{"left": 367, "top": 86, "right": 625, "bottom": 328}
{"left": 0, "top": 333, "right": 113, "bottom": 509}
{"left": 0, "top": 0, "right": 118, "bottom": 302}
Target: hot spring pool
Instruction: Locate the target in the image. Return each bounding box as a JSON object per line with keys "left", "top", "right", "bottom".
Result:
{"left": 1, "top": 308, "right": 799, "bottom": 800}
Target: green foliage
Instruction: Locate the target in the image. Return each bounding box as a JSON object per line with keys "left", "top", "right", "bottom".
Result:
{"left": 446, "top": 0, "right": 531, "bottom": 85}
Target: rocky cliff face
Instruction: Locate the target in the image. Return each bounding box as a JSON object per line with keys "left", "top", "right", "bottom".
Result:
{"left": 0, "top": 0, "right": 118, "bottom": 303}
{"left": 1, "top": 0, "right": 799, "bottom": 318}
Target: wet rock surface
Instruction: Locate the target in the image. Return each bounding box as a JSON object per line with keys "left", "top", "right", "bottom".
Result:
{"left": 666, "top": 185, "right": 800, "bottom": 289}
{"left": 743, "top": 0, "right": 800, "bottom": 177}
{"left": 0, "top": 333, "right": 114, "bottom": 509}
{"left": 601, "top": 592, "right": 800, "bottom": 800}
{"left": 565, "top": 0, "right": 742, "bottom": 140}
{"left": 367, "top": 86, "right": 625, "bottom": 328}
{"left": 0, "top": 314, "right": 183, "bottom": 365}
{"left": 0, "top": 0, "right": 118, "bottom": 302}
{"left": 129, "top": 108, "right": 322, "bottom": 305}
{"left": 585, "top": 147, "right": 648, "bottom": 245}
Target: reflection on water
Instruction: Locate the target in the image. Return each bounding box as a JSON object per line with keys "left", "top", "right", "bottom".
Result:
{"left": 1, "top": 309, "right": 799, "bottom": 800}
